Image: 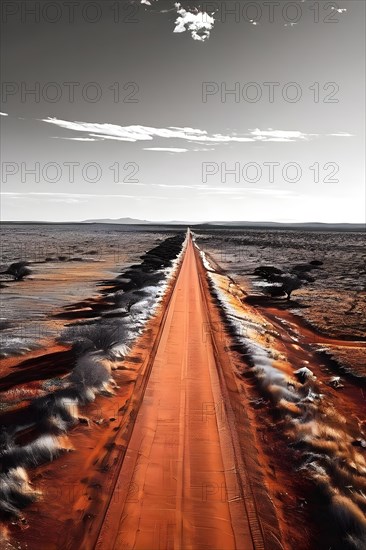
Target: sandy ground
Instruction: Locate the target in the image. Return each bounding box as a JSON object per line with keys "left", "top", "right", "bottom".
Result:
{"left": 4, "top": 230, "right": 364, "bottom": 550}
{"left": 209, "top": 229, "right": 366, "bottom": 381}
{"left": 1, "top": 227, "right": 168, "bottom": 364}
{"left": 3, "top": 234, "right": 282, "bottom": 550}
{"left": 195, "top": 247, "right": 366, "bottom": 550}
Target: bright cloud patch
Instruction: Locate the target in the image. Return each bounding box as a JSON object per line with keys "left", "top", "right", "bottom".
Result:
{"left": 56, "top": 137, "right": 100, "bottom": 142}
{"left": 331, "top": 6, "right": 347, "bottom": 13}
{"left": 250, "top": 128, "right": 314, "bottom": 141}
{"left": 174, "top": 2, "right": 215, "bottom": 41}
{"left": 42, "top": 118, "right": 324, "bottom": 145}
{"left": 138, "top": 0, "right": 215, "bottom": 41}
{"left": 328, "top": 132, "right": 353, "bottom": 137}
{"left": 42, "top": 118, "right": 252, "bottom": 142}
{"left": 0, "top": 112, "right": 9, "bottom": 116}
{"left": 144, "top": 147, "right": 188, "bottom": 152}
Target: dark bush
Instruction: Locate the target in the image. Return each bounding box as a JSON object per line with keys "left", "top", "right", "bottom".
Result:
{"left": 59, "top": 323, "right": 125, "bottom": 355}
{"left": 69, "top": 354, "right": 113, "bottom": 398}
{"left": 1, "top": 262, "right": 32, "bottom": 281}
{"left": 0, "top": 436, "right": 67, "bottom": 471}
{"left": 30, "top": 390, "right": 79, "bottom": 432}
{"left": 0, "top": 468, "right": 37, "bottom": 516}
{"left": 254, "top": 266, "right": 283, "bottom": 282}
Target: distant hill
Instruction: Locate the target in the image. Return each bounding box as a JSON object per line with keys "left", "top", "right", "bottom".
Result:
{"left": 82, "top": 219, "right": 365, "bottom": 231}
{"left": 82, "top": 218, "right": 198, "bottom": 226}
{"left": 82, "top": 217, "right": 152, "bottom": 225}
{"left": 2, "top": 219, "right": 365, "bottom": 231}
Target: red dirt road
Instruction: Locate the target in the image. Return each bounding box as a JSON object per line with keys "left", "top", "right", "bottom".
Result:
{"left": 95, "top": 235, "right": 264, "bottom": 550}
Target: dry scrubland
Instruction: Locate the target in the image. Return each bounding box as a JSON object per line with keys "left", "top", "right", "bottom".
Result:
{"left": 0, "top": 225, "right": 185, "bottom": 545}
{"left": 0, "top": 225, "right": 365, "bottom": 550}
{"left": 194, "top": 228, "right": 366, "bottom": 550}
{"left": 195, "top": 228, "right": 366, "bottom": 377}
{"left": 0, "top": 224, "right": 176, "bottom": 359}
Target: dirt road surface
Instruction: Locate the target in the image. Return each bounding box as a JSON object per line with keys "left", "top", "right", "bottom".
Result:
{"left": 92, "top": 234, "right": 270, "bottom": 550}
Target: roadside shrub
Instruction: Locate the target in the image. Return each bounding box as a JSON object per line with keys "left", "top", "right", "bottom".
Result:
{"left": 0, "top": 468, "right": 38, "bottom": 516}
{"left": 1, "top": 262, "right": 32, "bottom": 281}
{"left": 30, "top": 390, "right": 79, "bottom": 432}
{"left": 68, "top": 353, "right": 115, "bottom": 399}
{"left": 59, "top": 323, "right": 125, "bottom": 355}
{"left": 0, "top": 436, "right": 71, "bottom": 471}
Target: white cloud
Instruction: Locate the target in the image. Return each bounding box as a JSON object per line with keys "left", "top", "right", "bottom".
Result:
{"left": 250, "top": 128, "right": 314, "bottom": 140}
{"left": 138, "top": 0, "right": 216, "bottom": 41}
{"left": 264, "top": 138, "right": 294, "bottom": 142}
{"left": 88, "top": 133, "right": 138, "bottom": 142}
{"left": 144, "top": 147, "right": 188, "bottom": 152}
{"left": 55, "top": 137, "right": 100, "bottom": 141}
{"left": 42, "top": 117, "right": 319, "bottom": 145}
{"left": 0, "top": 112, "right": 9, "bottom": 116}
{"left": 174, "top": 3, "right": 215, "bottom": 42}
{"left": 328, "top": 132, "right": 353, "bottom": 137}
{"left": 331, "top": 6, "right": 347, "bottom": 13}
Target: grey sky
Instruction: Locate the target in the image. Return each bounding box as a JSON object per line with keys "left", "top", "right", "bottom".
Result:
{"left": 1, "top": 0, "right": 365, "bottom": 222}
